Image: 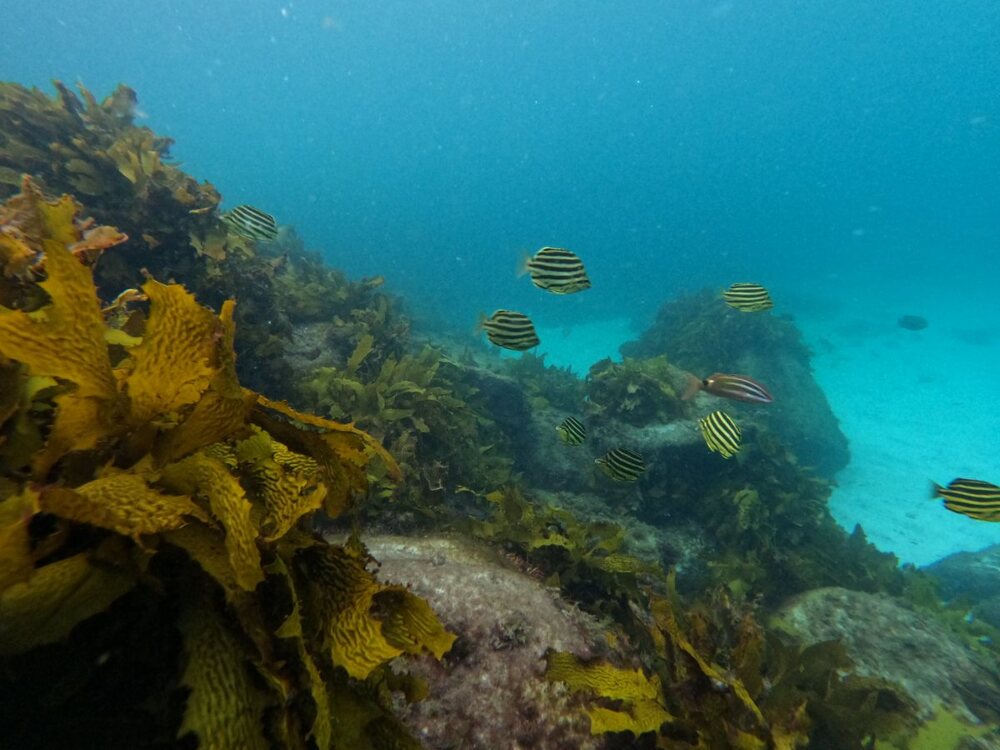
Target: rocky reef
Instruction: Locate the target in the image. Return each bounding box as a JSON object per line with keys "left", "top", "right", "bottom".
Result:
{"left": 3, "top": 81, "right": 1000, "bottom": 750}
{"left": 621, "top": 290, "right": 850, "bottom": 477}
{"left": 774, "top": 587, "right": 1000, "bottom": 748}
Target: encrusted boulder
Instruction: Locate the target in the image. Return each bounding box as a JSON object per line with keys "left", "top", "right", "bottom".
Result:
{"left": 925, "top": 543, "right": 1000, "bottom": 630}
{"left": 363, "top": 535, "right": 619, "bottom": 750}
{"left": 621, "top": 290, "right": 849, "bottom": 477}
{"left": 772, "top": 587, "right": 1000, "bottom": 727}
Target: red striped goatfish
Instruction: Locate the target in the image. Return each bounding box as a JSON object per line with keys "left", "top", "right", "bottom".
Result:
{"left": 684, "top": 372, "right": 773, "bottom": 404}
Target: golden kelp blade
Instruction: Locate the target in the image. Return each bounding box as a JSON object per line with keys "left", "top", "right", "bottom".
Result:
{"left": 545, "top": 651, "right": 672, "bottom": 735}
{"left": 233, "top": 428, "right": 327, "bottom": 541}
{"left": 161, "top": 454, "right": 264, "bottom": 591}
{"left": 177, "top": 592, "right": 270, "bottom": 750}
{"left": 152, "top": 299, "right": 256, "bottom": 465}
{"left": 296, "top": 544, "right": 456, "bottom": 680}
{"left": 0, "top": 489, "right": 37, "bottom": 591}
{"left": 40, "top": 473, "right": 210, "bottom": 539}
{"left": 253, "top": 394, "right": 402, "bottom": 482}
{"left": 0, "top": 550, "right": 135, "bottom": 656}
{"left": 124, "top": 279, "right": 223, "bottom": 426}
{"left": 0, "top": 198, "right": 123, "bottom": 475}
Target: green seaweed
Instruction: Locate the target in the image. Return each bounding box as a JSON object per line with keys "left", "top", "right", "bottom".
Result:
{"left": 585, "top": 355, "right": 690, "bottom": 426}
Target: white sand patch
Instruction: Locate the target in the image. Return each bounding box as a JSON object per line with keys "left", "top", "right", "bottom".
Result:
{"left": 532, "top": 290, "right": 1000, "bottom": 567}
{"left": 790, "top": 277, "right": 1000, "bottom": 566}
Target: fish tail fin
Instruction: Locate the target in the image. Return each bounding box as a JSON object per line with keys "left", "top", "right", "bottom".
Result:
{"left": 516, "top": 253, "right": 531, "bottom": 278}
{"left": 473, "top": 312, "right": 488, "bottom": 335}
{"left": 681, "top": 373, "right": 703, "bottom": 401}
{"left": 930, "top": 482, "right": 943, "bottom": 500}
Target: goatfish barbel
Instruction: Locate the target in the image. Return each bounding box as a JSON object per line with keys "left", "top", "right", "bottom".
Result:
{"left": 221, "top": 204, "right": 279, "bottom": 241}
{"left": 683, "top": 372, "right": 773, "bottom": 404}
{"left": 519, "top": 246, "right": 591, "bottom": 295}
{"left": 932, "top": 478, "right": 1000, "bottom": 522}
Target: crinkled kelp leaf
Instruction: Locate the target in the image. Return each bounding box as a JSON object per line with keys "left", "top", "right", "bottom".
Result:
{"left": 0, "top": 183, "right": 124, "bottom": 476}
{"left": 235, "top": 429, "right": 327, "bottom": 542}
{"left": 0, "top": 488, "right": 37, "bottom": 591}
{"left": 152, "top": 300, "right": 256, "bottom": 465}
{"left": 545, "top": 651, "right": 672, "bottom": 736}
{"left": 0, "top": 549, "right": 135, "bottom": 656}
{"left": 296, "top": 543, "right": 455, "bottom": 680}
{"left": 160, "top": 453, "right": 264, "bottom": 591}
{"left": 177, "top": 591, "right": 270, "bottom": 750}
{"left": 125, "top": 279, "right": 222, "bottom": 426}
{"left": 40, "top": 472, "right": 210, "bottom": 539}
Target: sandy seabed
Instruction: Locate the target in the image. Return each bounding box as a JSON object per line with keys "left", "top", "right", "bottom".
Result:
{"left": 534, "top": 278, "right": 1000, "bottom": 567}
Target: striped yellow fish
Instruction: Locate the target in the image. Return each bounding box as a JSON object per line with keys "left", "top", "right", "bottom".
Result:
{"left": 556, "top": 416, "right": 586, "bottom": 445}
{"left": 479, "top": 310, "right": 540, "bottom": 351}
{"left": 699, "top": 410, "right": 741, "bottom": 458}
{"left": 520, "top": 247, "right": 591, "bottom": 295}
{"left": 932, "top": 478, "right": 1000, "bottom": 522}
{"left": 221, "top": 204, "right": 279, "bottom": 241}
{"left": 595, "top": 448, "right": 646, "bottom": 482}
{"left": 723, "top": 282, "right": 773, "bottom": 312}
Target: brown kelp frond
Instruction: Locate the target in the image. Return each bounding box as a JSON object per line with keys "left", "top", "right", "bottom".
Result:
{"left": 0, "top": 180, "right": 449, "bottom": 748}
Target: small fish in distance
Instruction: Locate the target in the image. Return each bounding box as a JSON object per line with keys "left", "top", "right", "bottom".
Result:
{"left": 556, "top": 416, "right": 586, "bottom": 445}
{"left": 595, "top": 448, "right": 646, "bottom": 482}
{"left": 221, "top": 204, "right": 279, "bottom": 241}
{"left": 478, "top": 310, "right": 540, "bottom": 351}
{"left": 723, "top": 282, "right": 773, "bottom": 312}
{"left": 932, "top": 478, "right": 1000, "bottom": 522}
{"left": 519, "top": 246, "right": 591, "bottom": 295}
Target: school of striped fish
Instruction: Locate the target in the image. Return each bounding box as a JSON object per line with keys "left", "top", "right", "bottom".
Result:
{"left": 221, "top": 207, "right": 998, "bottom": 519}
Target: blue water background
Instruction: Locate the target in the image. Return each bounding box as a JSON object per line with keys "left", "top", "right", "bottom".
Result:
{"left": 6, "top": 0, "right": 999, "bottom": 328}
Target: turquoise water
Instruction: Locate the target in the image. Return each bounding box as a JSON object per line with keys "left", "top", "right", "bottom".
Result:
{"left": 5, "top": 1, "right": 1000, "bottom": 562}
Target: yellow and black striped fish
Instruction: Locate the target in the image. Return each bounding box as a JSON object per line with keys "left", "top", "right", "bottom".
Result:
{"left": 480, "top": 309, "right": 540, "bottom": 351}
{"left": 699, "top": 410, "right": 741, "bottom": 459}
{"left": 595, "top": 448, "right": 646, "bottom": 482}
{"left": 221, "top": 204, "right": 279, "bottom": 241}
{"left": 521, "top": 247, "right": 591, "bottom": 295}
{"left": 723, "top": 282, "right": 773, "bottom": 312}
{"left": 556, "top": 416, "right": 586, "bottom": 445}
{"left": 932, "top": 478, "right": 1000, "bottom": 522}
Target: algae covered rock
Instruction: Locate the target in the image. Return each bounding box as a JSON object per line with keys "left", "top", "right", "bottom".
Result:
{"left": 622, "top": 289, "right": 849, "bottom": 477}
{"left": 360, "top": 535, "right": 619, "bottom": 750}
{"left": 925, "top": 543, "right": 1000, "bottom": 631}
{"left": 773, "top": 587, "right": 1000, "bottom": 729}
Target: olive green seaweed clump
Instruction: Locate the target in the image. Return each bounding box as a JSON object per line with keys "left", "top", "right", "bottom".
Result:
{"left": 585, "top": 355, "right": 690, "bottom": 426}
{"left": 298, "top": 342, "right": 515, "bottom": 520}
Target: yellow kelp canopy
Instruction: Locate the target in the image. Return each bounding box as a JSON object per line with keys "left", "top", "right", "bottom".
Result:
{"left": 0, "top": 177, "right": 446, "bottom": 749}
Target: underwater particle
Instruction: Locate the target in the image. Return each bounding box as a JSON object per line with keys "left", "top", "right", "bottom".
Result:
{"left": 519, "top": 246, "right": 591, "bottom": 295}
{"left": 479, "top": 309, "right": 540, "bottom": 351}
{"left": 555, "top": 416, "right": 586, "bottom": 446}
{"left": 701, "top": 373, "right": 773, "bottom": 404}
{"left": 595, "top": 448, "right": 646, "bottom": 482}
{"left": 898, "top": 314, "right": 928, "bottom": 331}
{"left": 722, "top": 282, "right": 773, "bottom": 312}
{"left": 220, "top": 204, "right": 279, "bottom": 241}
{"left": 698, "top": 410, "right": 741, "bottom": 458}
{"left": 931, "top": 478, "right": 1000, "bottom": 522}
